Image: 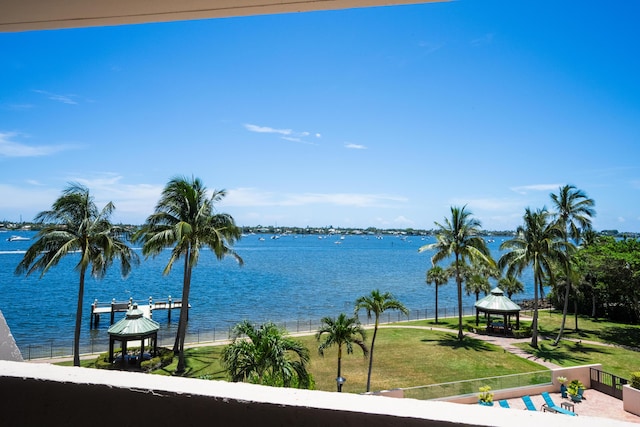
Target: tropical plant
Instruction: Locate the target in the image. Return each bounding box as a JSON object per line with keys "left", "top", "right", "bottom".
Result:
{"left": 477, "top": 385, "right": 494, "bottom": 405}
{"left": 15, "top": 183, "right": 138, "bottom": 366}
{"left": 419, "top": 206, "right": 494, "bottom": 341}
{"left": 498, "top": 274, "right": 524, "bottom": 299}
{"left": 464, "top": 259, "right": 497, "bottom": 301}
{"left": 426, "top": 266, "right": 450, "bottom": 323}
{"left": 316, "top": 313, "right": 368, "bottom": 392}
{"left": 550, "top": 185, "right": 595, "bottom": 345}
{"left": 134, "top": 176, "right": 243, "bottom": 373}
{"left": 499, "top": 208, "right": 570, "bottom": 348}
{"left": 354, "top": 289, "right": 408, "bottom": 392}
{"left": 221, "top": 320, "right": 312, "bottom": 388}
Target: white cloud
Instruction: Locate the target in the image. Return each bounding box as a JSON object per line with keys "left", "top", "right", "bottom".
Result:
{"left": 244, "top": 124, "right": 292, "bottom": 135}
{"left": 0, "top": 132, "right": 78, "bottom": 157}
{"left": 345, "top": 143, "right": 367, "bottom": 150}
{"left": 244, "top": 123, "right": 321, "bottom": 144}
{"left": 393, "top": 215, "right": 415, "bottom": 226}
{"left": 509, "top": 184, "right": 562, "bottom": 195}
{"left": 224, "top": 188, "right": 407, "bottom": 208}
{"left": 33, "top": 89, "right": 79, "bottom": 105}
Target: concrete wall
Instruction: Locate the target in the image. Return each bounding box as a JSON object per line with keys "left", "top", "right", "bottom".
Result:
{"left": 623, "top": 385, "right": 640, "bottom": 417}
{"left": 0, "top": 361, "right": 629, "bottom": 427}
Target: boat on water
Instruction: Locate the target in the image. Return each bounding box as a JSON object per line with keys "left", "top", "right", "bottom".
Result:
{"left": 7, "top": 236, "right": 30, "bottom": 242}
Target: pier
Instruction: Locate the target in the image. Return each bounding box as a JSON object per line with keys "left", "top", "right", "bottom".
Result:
{"left": 90, "top": 296, "right": 189, "bottom": 327}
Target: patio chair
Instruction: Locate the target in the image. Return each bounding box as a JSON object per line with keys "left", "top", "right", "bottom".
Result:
{"left": 498, "top": 400, "right": 510, "bottom": 408}
{"left": 541, "top": 392, "right": 577, "bottom": 416}
{"left": 521, "top": 395, "right": 537, "bottom": 411}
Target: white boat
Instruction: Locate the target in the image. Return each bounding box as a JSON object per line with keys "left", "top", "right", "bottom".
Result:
{"left": 7, "top": 236, "right": 30, "bottom": 242}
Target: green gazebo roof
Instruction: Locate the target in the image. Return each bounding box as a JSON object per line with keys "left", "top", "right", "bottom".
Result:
{"left": 107, "top": 304, "right": 160, "bottom": 337}
{"left": 474, "top": 287, "right": 521, "bottom": 313}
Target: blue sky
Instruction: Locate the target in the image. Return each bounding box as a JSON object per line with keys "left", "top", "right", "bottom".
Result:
{"left": 1, "top": 1, "right": 639, "bottom": 231}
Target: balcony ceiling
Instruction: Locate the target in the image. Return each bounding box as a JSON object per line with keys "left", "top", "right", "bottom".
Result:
{"left": 0, "top": 0, "right": 444, "bottom": 33}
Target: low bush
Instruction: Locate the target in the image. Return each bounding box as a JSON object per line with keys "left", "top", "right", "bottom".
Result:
{"left": 631, "top": 372, "right": 640, "bottom": 389}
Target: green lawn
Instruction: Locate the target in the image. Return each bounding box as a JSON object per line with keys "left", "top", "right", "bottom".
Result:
{"left": 297, "top": 327, "right": 543, "bottom": 393}
{"left": 58, "top": 312, "right": 640, "bottom": 392}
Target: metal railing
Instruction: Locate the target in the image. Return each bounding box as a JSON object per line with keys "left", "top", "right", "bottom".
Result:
{"left": 20, "top": 300, "right": 535, "bottom": 360}
{"left": 402, "top": 370, "right": 552, "bottom": 400}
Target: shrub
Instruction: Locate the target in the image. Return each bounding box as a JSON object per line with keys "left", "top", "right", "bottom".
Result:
{"left": 631, "top": 372, "right": 640, "bottom": 389}
{"left": 478, "top": 385, "right": 493, "bottom": 403}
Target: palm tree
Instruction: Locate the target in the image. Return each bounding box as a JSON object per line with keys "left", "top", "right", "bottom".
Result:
{"left": 499, "top": 208, "right": 570, "bottom": 348}
{"left": 354, "top": 290, "right": 408, "bottom": 392}
{"left": 464, "top": 259, "right": 497, "bottom": 301}
{"left": 498, "top": 274, "right": 524, "bottom": 299}
{"left": 135, "top": 176, "right": 243, "bottom": 373}
{"left": 550, "top": 185, "right": 595, "bottom": 345}
{"left": 419, "top": 206, "right": 494, "bottom": 341}
{"left": 426, "top": 266, "right": 450, "bottom": 323}
{"left": 222, "top": 320, "right": 311, "bottom": 388}
{"left": 15, "top": 183, "right": 138, "bottom": 366}
{"left": 316, "top": 313, "right": 368, "bottom": 392}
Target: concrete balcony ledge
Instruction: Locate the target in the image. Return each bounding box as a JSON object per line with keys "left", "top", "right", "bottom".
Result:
{"left": 0, "top": 360, "right": 632, "bottom": 426}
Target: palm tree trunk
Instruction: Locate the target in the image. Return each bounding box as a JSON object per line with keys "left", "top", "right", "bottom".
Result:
{"left": 457, "top": 274, "right": 464, "bottom": 341}
{"left": 531, "top": 274, "right": 539, "bottom": 348}
{"left": 365, "top": 320, "right": 378, "bottom": 392}
{"left": 336, "top": 346, "right": 343, "bottom": 392}
{"left": 435, "top": 285, "right": 439, "bottom": 323}
{"left": 554, "top": 280, "right": 571, "bottom": 345}
{"left": 574, "top": 299, "right": 579, "bottom": 331}
{"left": 176, "top": 250, "right": 192, "bottom": 373}
{"left": 73, "top": 267, "right": 86, "bottom": 367}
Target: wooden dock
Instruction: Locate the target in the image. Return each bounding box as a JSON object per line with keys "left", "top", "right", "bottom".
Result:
{"left": 90, "top": 296, "right": 189, "bottom": 327}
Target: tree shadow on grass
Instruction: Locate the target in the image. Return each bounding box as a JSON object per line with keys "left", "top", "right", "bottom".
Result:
{"left": 422, "top": 335, "right": 495, "bottom": 352}
{"left": 599, "top": 327, "right": 640, "bottom": 349}
{"left": 523, "top": 341, "right": 612, "bottom": 366}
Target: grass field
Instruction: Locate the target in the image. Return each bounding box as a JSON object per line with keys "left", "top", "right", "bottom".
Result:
{"left": 59, "top": 311, "right": 640, "bottom": 393}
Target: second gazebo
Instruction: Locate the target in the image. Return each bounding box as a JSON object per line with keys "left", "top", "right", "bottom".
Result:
{"left": 474, "top": 287, "right": 521, "bottom": 336}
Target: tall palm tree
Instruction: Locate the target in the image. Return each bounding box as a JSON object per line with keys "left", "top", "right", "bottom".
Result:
{"left": 498, "top": 274, "right": 524, "bottom": 300}
{"left": 222, "top": 320, "right": 311, "bottom": 388}
{"left": 15, "top": 183, "right": 138, "bottom": 366}
{"left": 426, "top": 266, "right": 450, "bottom": 323}
{"left": 499, "top": 208, "right": 570, "bottom": 348}
{"left": 419, "top": 206, "right": 494, "bottom": 341}
{"left": 550, "top": 185, "right": 595, "bottom": 345}
{"left": 316, "top": 313, "right": 368, "bottom": 392}
{"left": 135, "top": 176, "right": 243, "bottom": 373}
{"left": 354, "top": 289, "right": 408, "bottom": 392}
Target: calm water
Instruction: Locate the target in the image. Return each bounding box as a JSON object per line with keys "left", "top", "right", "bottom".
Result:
{"left": 0, "top": 230, "right": 535, "bottom": 351}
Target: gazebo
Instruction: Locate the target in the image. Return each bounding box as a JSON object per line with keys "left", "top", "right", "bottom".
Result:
{"left": 474, "top": 287, "right": 521, "bottom": 336}
{"left": 107, "top": 304, "right": 160, "bottom": 366}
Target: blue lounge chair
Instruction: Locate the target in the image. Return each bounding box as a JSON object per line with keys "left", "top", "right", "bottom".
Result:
{"left": 521, "top": 395, "right": 537, "bottom": 411}
{"left": 498, "top": 400, "right": 510, "bottom": 408}
{"left": 541, "top": 392, "right": 577, "bottom": 416}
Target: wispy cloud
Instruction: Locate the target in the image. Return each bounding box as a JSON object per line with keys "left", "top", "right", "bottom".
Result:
{"left": 224, "top": 187, "right": 407, "bottom": 208}
{"left": 0, "top": 132, "right": 78, "bottom": 157}
{"left": 33, "top": 89, "right": 79, "bottom": 105}
{"left": 345, "top": 143, "right": 367, "bottom": 150}
{"left": 244, "top": 123, "right": 322, "bottom": 145}
{"left": 471, "top": 33, "right": 495, "bottom": 47}
{"left": 244, "top": 124, "right": 292, "bottom": 135}
{"left": 3, "top": 103, "right": 34, "bottom": 111}
{"left": 510, "top": 184, "right": 562, "bottom": 195}
{"left": 418, "top": 41, "right": 444, "bottom": 55}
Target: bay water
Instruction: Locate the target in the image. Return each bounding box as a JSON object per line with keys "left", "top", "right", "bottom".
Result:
{"left": 0, "top": 230, "right": 535, "bottom": 355}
